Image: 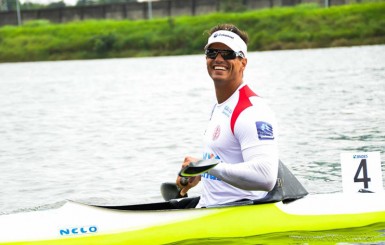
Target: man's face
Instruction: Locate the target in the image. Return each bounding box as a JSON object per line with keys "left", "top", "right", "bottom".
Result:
{"left": 206, "top": 42, "right": 247, "bottom": 86}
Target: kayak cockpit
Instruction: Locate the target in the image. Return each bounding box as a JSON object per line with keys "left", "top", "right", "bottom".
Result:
{"left": 93, "top": 161, "right": 309, "bottom": 211}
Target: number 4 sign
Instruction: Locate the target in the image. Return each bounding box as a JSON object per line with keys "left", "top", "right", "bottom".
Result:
{"left": 341, "top": 152, "right": 383, "bottom": 193}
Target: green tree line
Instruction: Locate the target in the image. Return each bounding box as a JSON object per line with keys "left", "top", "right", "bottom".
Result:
{"left": 0, "top": 2, "right": 384, "bottom": 62}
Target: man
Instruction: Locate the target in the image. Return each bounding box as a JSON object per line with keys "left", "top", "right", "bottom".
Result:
{"left": 177, "top": 24, "right": 279, "bottom": 208}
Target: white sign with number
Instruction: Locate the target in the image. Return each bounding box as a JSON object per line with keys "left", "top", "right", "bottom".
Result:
{"left": 340, "top": 152, "right": 383, "bottom": 193}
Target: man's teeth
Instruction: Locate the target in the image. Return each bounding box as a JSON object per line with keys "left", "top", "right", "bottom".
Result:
{"left": 214, "top": 66, "right": 226, "bottom": 70}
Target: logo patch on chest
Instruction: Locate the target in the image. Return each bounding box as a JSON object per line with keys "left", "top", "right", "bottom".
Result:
{"left": 212, "top": 125, "right": 221, "bottom": 141}
{"left": 256, "top": 121, "right": 274, "bottom": 140}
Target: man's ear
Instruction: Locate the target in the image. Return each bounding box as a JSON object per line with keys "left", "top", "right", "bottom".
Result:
{"left": 241, "top": 58, "right": 247, "bottom": 71}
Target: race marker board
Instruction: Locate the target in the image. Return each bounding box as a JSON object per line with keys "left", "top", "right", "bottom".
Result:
{"left": 340, "top": 152, "right": 383, "bottom": 193}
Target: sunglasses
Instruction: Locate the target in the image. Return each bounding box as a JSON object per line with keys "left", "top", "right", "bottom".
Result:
{"left": 205, "top": 49, "right": 245, "bottom": 60}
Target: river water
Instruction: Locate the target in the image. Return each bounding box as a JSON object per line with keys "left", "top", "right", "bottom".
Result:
{"left": 0, "top": 45, "right": 384, "bottom": 240}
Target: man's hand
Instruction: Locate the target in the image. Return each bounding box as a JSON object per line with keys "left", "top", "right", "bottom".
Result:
{"left": 176, "top": 156, "right": 201, "bottom": 196}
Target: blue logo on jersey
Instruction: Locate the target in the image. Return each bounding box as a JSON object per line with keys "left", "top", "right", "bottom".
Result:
{"left": 202, "top": 153, "right": 221, "bottom": 161}
{"left": 222, "top": 105, "right": 232, "bottom": 117}
{"left": 202, "top": 153, "right": 221, "bottom": 181}
{"left": 202, "top": 172, "right": 221, "bottom": 181}
{"left": 256, "top": 121, "right": 274, "bottom": 140}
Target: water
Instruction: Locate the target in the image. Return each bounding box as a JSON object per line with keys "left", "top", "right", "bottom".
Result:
{"left": 0, "top": 45, "right": 384, "bottom": 227}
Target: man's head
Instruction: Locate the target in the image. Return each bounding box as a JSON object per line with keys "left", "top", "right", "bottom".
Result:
{"left": 204, "top": 24, "right": 248, "bottom": 91}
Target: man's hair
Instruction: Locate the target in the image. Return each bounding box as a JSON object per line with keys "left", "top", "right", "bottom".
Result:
{"left": 207, "top": 24, "right": 249, "bottom": 45}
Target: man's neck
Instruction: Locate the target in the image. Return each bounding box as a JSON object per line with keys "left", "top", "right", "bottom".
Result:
{"left": 215, "top": 80, "right": 243, "bottom": 104}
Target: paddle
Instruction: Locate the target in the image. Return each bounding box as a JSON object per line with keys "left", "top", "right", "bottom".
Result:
{"left": 178, "top": 159, "right": 220, "bottom": 177}
{"left": 160, "top": 182, "right": 183, "bottom": 201}
{"left": 160, "top": 159, "right": 220, "bottom": 201}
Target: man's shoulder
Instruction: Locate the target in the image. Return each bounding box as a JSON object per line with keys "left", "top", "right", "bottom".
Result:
{"left": 237, "top": 84, "right": 258, "bottom": 98}
{"left": 228, "top": 83, "right": 275, "bottom": 133}
{"left": 230, "top": 85, "right": 256, "bottom": 134}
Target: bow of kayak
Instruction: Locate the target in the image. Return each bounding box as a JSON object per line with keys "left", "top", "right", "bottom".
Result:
{"left": 1, "top": 192, "right": 385, "bottom": 244}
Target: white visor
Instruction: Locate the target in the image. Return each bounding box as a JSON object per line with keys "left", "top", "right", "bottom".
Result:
{"left": 204, "top": 30, "right": 247, "bottom": 58}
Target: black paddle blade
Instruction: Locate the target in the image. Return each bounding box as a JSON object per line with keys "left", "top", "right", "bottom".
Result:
{"left": 179, "top": 159, "right": 220, "bottom": 177}
{"left": 160, "top": 182, "right": 187, "bottom": 201}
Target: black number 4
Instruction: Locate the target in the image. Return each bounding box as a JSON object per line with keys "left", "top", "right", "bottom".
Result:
{"left": 354, "top": 159, "right": 371, "bottom": 189}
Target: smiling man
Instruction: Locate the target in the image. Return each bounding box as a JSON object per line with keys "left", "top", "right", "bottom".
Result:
{"left": 177, "top": 24, "right": 279, "bottom": 208}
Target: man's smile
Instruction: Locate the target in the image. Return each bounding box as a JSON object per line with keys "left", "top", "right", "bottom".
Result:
{"left": 213, "top": 65, "right": 227, "bottom": 71}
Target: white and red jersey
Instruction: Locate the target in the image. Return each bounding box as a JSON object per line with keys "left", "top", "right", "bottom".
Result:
{"left": 198, "top": 83, "right": 279, "bottom": 207}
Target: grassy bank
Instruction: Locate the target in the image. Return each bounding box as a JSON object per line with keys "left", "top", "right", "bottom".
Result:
{"left": 0, "top": 2, "right": 384, "bottom": 62}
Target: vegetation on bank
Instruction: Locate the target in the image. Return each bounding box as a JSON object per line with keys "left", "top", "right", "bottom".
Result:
{"left": 0, "top": 2, "right": 384, "bottom": 62}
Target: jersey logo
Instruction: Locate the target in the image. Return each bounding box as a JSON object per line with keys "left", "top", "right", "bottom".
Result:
{"left": 222, "top": 105, "right": 232, "bottom": 117}
{"left": 212, "top": 125, "right": 221, "bottom": 141}
{"left": 256, "top": 121, "right": 274, "bottom": 140}
{"left": 202, "top": 172, "right": 221, "bottom": 181}
{"left": 230, "top": 85, "right": 257, "bottom": 134}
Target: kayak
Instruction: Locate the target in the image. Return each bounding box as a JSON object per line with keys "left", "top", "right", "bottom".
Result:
{"left": 1, "top": 192, "right": 385, "bottom": 244}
